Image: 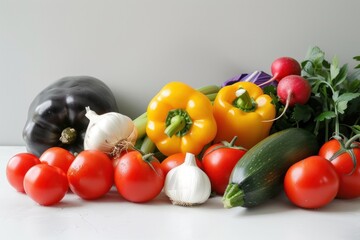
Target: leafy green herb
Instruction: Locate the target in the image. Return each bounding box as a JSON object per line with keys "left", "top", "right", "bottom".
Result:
{"left": 292, "top": 104, "right": 313, "bottom": 123}
{"left": 352, "top": 125, "right": 360, "bottom": 134}
{"left": 271, "top": 46, "right": 360, "bottom": 144}
{"left": 354, "top": 56, "right": 360, "bottom": 69}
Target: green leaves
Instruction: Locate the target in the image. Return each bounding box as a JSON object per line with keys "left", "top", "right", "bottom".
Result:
{"left": 333, "top": 64, "right": 348, "bottom": 87}
{"left": 302, "top": 46, "right": 326, "bottom": 77}
{"left": 352, "top": 125, "right": 360, "bottom": 134}
{"left": 315, "top": 111, "right": 336, "bottom": 121}
{"left": 335, "top": 92, "right": 360, "bottom": 114}
{"left": 330, "top": 56, "right": 340, "bottom": 80}
{"left": 293, "top": 104, "right": 313, "bottom": 122}
{"left": 354, "top": 56, "right": 360, "bottom": 69}
{"left": 297, "top": 46, "right": 360, "bottom": 140}
{"left": 269, "top": 46, "right": 360, "bottom": 143}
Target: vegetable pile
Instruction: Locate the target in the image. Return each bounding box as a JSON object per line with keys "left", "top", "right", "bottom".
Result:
{"left": 6, "top": 46, "right": 360, "bottom": 210}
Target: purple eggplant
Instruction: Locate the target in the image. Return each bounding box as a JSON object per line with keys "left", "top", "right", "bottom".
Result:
{"left": 222, "top": 71, "right": 277, "bottom": 88}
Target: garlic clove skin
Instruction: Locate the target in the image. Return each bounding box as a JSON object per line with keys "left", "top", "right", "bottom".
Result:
{"left": 164, "top": 152, "right": 211, "bottom": 206}
{"left": 84, "top": 107, "right": 137, "bottom": 155}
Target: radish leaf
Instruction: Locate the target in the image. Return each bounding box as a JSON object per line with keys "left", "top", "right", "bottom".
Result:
{"left": 315, "top": 111, "right": 336, "bottom": 121}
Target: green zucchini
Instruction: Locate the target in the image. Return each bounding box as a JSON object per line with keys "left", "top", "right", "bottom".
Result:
{"left": 222, "top": 128, "right": 318, "bottom": 208}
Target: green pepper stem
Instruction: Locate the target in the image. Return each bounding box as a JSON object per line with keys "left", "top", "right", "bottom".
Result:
{"left": 132, "top": 86, "right": 217, "bottom": 142}
{"left": 164, "top": 109, "right": 193, "bottom": 137}
{"left": 165, "top": 115, "right": 186, "bottom": 137}
{"left": 233, "top": 88, "right": 256, "bottom": 112}
{"left": 59, "top": 127, "right": 77, "bottom": 144}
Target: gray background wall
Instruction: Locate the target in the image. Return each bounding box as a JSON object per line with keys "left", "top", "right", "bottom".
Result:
{"left": 1, "top": 0, "right": 359, "bottom": 145}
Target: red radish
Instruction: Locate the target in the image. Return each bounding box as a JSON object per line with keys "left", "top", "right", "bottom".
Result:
{"left": 278, "top": 75, "right": 311, "bottom": 106}
{"left": 264, "top": 75, "right": 311, "bottom": 122}
{"left": 259, "top": 57, "right": 301, "bottom": 87}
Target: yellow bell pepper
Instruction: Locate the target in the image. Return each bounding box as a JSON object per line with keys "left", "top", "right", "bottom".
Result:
{"left": 213, "top": 81, "right": 275, "bottom": 149}
{"left": 146, "top": 81, "right": 217, "bottom": 156}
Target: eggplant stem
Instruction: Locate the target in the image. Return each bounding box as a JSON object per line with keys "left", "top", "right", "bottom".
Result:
{"left": 59, "top": 127, "right": 77, "bottom": 144}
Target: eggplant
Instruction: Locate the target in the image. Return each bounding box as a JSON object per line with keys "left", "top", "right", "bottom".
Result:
{"left": 222, "top": 71, "right": 277, "bottom": 88}
{"left": 23, "top": 76, "right": 119, "bottom": 156}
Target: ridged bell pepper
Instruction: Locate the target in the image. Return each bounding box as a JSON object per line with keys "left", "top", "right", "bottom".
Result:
{"left": 146, "top": 81, "right": 217, "bottom": 156}
{"left": 213, "top": 81, "right": 275, "bottom": 150}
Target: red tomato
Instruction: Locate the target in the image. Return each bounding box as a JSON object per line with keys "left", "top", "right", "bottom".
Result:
{"left": 202, "top": 142, "right": 246, "bottom": 195}
{"left": 284, "top": 156, "right": 339, "bottom": 209}
{"left": 114, "top": 151, "right": 165, "bottom": 203}
{"left": 23, "top": 163, "right": 68, "bottom": 206}
{"left": 40, "top": 147, "right": 75, "bottom": 173}
{"left": 6, "top": 153, "right": 41, "bottom": 193}
{"left": 319, "top": 139, "right": 360, "bottom": 199}
{"left": 161, "top": 153, "right": 203, "bottom": 176}
{"left": 112, "top": 150, "right": 134, "bottom": 168}
{"left": 67, "top": 150, "right": 114, "bottom": 200}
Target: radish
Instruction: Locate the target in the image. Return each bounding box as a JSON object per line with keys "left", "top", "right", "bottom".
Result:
{"left": 278, "top": 75, "right": 311, "bottom": 106}
{"left": 259, "top": 57, "right": 301, "bottom": 87}
{"left": 264, "top": 75, "right": 312, "bottom": 122}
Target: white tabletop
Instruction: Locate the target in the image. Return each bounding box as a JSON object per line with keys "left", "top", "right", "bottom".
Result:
{"left": 1, "top": 146, "right": 359, "bottom": 240}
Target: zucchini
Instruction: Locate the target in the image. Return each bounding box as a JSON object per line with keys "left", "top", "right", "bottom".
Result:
{"left": 222, "top": 128, "right": 318, "bottom": 208}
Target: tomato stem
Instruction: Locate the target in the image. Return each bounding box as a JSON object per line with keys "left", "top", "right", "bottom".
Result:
{"left": 141, "top": 153, "right": 162, "bottom": 176}
{"left": 227, "top": 136, "right": 238, "bottom": 147}
{"left": 203, "top": 136, "right": 247, "bottom": 158}
{"left": 222, "top": 136, "right": 247, "bottom": 150}
{"left": 330, "top": 137, "right": 359, "bottom": 175}
{"left": 345, "top": 133, "right": 360, "bottom": 149}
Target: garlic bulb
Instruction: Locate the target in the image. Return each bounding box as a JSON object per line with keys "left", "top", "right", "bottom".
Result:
{"left": 164, "top": 152, "right": 211, "bottom": 206}
{"left": 84, "top": 107, "right": 137, "bottom": 156}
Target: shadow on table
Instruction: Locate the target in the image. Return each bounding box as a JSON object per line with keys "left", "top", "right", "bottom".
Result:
{"left": 233, "top": 193, "right": 360, "bottom": 217}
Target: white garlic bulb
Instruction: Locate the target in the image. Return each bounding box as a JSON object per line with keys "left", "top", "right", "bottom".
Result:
{"left": 84, "top": 107, "right": 137, "bottom": 156}
{"left": 164, "top": 152, "right": 211, "bottom": 206}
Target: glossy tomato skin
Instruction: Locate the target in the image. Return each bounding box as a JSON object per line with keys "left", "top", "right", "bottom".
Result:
{"left": 6, "top": 153, "right": 41, "bottom": 193}
{"left": 284, "top": 156, "right": 339, "bottom": 209}
{"left": 40, "top": 147, "right": 75, "bottom": 174}
{"left": 112, "top": 150, "right": 134, "bottom": 168}
{"left": 23, "top": 163, "right": 68, "bottom": 206}
{"left": 67, "top": 150, "right": 114, "bottom": 200}
{"left": 319, "top": 139, "right": 360, "bottom": 199}
{"left": 161, "top": 152, "right": 203, "bottom": 176}
{"left": 202, "top": 143, "right": 246, "bottom": 195}
{"left": 114, "top": 151, "right": 165, "bottom": 203}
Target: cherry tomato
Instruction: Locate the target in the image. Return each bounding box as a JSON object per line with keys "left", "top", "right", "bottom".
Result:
{"left": 202, "top": 141, "right": 246, "bottom": 195}
{"left": 67, "top": 150, "right": 114, "bottom": 200}
{"left": 40, "top": 147, "right": 75, "bottom": 174}
{"left": 319, "top": 139, "right": 360, "bottom": 199}
{"left": 6, "top": 153, "right": 41, "bottom": 193}
{"left": 114, "top": 151, "right": 165, "bottom": 203}
{"left": 23, "top": 163, "right": 68, "bottom": 206}
{"left": 284, "top": 156, "right": 339, "bottom": 209}
{"left": 161, "top": 152, "right": 203, "bottom": 176}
